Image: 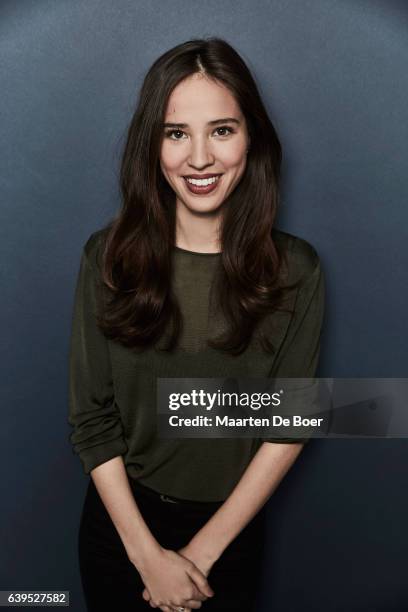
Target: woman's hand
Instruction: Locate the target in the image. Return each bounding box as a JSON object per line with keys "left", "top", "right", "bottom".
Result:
{"left": 176, "top": 544, "right": 215, "bottom": 578}
{"left": 136, "top": 546, "right": 214, "bottom": 611}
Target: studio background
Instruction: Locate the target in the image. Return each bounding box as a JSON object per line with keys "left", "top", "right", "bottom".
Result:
{"left": 1, "top": 1, "right": 407, "bottom": 610}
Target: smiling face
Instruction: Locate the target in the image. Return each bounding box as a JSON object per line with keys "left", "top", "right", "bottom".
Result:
{"left": 160, "top": 72, "right": 250, "bottom": 217}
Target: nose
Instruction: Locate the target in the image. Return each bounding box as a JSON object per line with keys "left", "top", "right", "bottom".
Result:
{"left": 188, "top": 135, "right": 214, "bottom": 170}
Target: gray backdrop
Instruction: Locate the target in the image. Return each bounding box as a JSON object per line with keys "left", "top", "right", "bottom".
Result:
{"left": 1, "top": 1, "right": 407, "bottom": 610}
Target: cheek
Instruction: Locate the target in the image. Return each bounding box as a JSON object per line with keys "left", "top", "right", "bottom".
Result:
{"left": 217, "top": 142, "right": 247, "bottom": 169}
{"left": 160, "top": 143, "right": 184, "bottom": 173}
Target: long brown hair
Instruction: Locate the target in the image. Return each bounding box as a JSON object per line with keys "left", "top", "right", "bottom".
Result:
{"left": 97, "top": 37, "right": 293, "bottom": 356}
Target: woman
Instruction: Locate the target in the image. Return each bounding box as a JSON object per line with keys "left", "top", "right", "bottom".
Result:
{"left": 68, "top": 37, "right": 325, "bottom": 611}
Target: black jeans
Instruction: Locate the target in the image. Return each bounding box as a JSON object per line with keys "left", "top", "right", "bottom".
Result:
{"left": 78, "top": 477, "right": 266, "bottom": 611}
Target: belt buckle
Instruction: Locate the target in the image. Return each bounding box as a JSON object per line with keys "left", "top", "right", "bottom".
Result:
{"left": 160, "top": 493, "right": 179, "bottom": 504}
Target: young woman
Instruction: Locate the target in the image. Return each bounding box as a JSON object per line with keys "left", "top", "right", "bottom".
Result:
{"left": 68, "top": 37, "right": 325, "bottom": 612}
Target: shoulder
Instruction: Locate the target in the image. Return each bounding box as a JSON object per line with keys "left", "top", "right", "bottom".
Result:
{"left": 82, "top": 226, "right": 112, "bottom": 271}
{"left": 272, "top": 228, "right": 321, "bottom": 285}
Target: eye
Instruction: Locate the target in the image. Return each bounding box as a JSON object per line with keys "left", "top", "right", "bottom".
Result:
{"left": 214, "top": 126, "right": 234, "bottom": 137}
{"left": 164, "top": 129, "right": 186, "bottom": 140}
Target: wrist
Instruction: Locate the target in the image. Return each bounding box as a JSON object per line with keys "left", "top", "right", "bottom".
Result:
{"left": 187, "top": 534, "right": 223, "bottom": 566}
{"left": 127, "top": 538, "right": 163, "bottom": 571}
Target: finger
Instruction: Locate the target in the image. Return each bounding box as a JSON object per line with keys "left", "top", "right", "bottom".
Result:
{"left": 191, "top": 584, "right": 208, "bottom": 601}
{"left": 183, "top": 600, "right": 202, "bottom": 610}
{"left": 142, "top": 589, "right": 151, "bottom": 601}
{"left": 182, "top": 581, "right": 208, "bottom": 602}
{"left": 186, "top": 566, "right": 214, "bottom": 598}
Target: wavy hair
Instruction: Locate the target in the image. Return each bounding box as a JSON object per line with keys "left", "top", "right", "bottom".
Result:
{"left": 97, "top": 37, "right": 294, "bottom": 356}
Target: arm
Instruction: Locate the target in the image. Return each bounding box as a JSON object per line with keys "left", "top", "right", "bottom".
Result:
{"left": 67, "top": 237, "right": 128, "bottom": 474}
{"left": 89, "top": 455, "right": 161, "bottom": 564}
{"left": 179, "top": 441, "right": 304, "bottom": 571}
{"left": 90, "top": 456, "right": 213, "bottom": 610}
{"left": 173, "top": 245, "right": 326, "bottom": 575}
{"left": 67, "top": 236, "right": 157, "bottom": 561}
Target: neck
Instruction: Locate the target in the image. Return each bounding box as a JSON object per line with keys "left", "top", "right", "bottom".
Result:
{"left": 175, "top": 200, "right": 222, "bottom": 253}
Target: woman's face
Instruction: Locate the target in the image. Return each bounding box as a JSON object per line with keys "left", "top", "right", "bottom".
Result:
{"left": 160, "top": 72, "right": 250, "bottom": 215}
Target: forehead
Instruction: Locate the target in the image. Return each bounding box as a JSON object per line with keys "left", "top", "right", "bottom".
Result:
{"left": 164, "top": 73, "right": 241, "bottom": 121}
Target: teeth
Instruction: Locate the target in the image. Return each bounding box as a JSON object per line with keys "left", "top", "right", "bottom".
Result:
{"left": 185, "top": 176, "right": 220, "bottom": 186}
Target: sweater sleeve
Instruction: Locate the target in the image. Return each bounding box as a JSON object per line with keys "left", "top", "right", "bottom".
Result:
{"left": 67, "top": 240, "right": 128, "bottom": 474}
{"left": 262, "top": 253, "right": 325, "bottom": 444}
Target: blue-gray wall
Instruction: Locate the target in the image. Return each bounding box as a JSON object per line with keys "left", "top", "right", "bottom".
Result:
{"left": 1, "top": 1, "right": 407, "bottom": 610}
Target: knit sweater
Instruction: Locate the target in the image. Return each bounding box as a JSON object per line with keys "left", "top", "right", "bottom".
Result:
{"left": 68, "top": 228, "right": 325, "bottom": 501}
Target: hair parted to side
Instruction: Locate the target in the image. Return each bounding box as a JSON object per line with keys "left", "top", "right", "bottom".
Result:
{"left": 96, "top": 37, "right": 295, "bottom": 356}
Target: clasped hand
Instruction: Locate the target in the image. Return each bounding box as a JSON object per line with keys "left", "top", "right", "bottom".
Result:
{"left": 137, "top": 544, "right": 214, "bottom": 611}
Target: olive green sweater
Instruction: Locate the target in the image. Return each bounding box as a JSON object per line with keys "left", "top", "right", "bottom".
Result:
{"left": 68, "top": 228, "right": 325, "bottom": 501}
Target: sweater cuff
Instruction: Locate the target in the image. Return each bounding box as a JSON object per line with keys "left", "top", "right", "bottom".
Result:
{"left": 76, "top": 437, "right": 128, "bottom": 475}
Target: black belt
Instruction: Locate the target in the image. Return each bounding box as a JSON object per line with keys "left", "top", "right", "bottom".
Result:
{"left": 129, "top": 477, "right": 224, "bottom": 509}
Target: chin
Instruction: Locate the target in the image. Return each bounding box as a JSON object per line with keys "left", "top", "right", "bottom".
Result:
{"left": 188, "top": 194, "right": 224, "bottom": 207}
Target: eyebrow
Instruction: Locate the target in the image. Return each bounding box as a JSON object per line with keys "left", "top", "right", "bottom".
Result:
{"left": 163, "top": 117, "right": 240, "bottom": 128}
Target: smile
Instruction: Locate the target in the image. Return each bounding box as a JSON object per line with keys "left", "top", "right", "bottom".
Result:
{"left": 183, "top": 175, "right": 222, "bottom": 195}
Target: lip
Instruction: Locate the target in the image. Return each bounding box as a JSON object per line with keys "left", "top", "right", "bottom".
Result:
{"left": 183, "top": 174, "right": 222, "bottom": 195}
{"left": 183, "top": 173, "right": 223, "bottom": 179}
